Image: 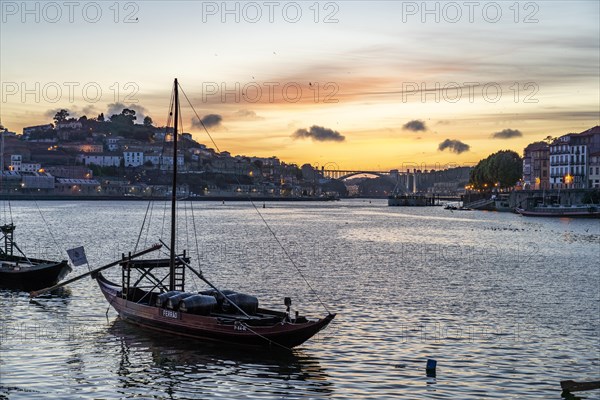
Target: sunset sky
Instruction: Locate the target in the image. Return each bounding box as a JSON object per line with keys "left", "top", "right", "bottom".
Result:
{"left": 1, "top": 1, "right": 599, "bottom": 170}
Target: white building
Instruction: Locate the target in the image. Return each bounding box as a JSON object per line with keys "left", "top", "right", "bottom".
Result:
{"left": 549, "top": 134, "right": 588, "bottom": 189}
{"left": 143, "top": 151, "right": 184, "bottom": 170}
{"left": 123, "top": 151, "right": 144, "bottom": 167}
{"left": 78, "top": 153, "right": 123, "bottom": 167}
{"left": 9, "top": 155, "right": 41, "bottom": 172}
{"left": 107, "top": 136, "right": 124, "bottom": 151}
{"left": 56, "top": 120, "right": 83, "bottom": 130}
{"left": 590, "top": 151, "right": 600, "bottom": 188}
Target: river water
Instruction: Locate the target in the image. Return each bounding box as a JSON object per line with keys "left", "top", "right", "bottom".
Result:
{"left": 1, "top": 199, "right": 599, "bottom": 399}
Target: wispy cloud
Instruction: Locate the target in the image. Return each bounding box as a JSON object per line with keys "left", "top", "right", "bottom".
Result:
{"left": 492, "top": 128, "right": 523, "bottom": 139}
{"left": 231, "top": 109, "right": 263, "bottom": 120}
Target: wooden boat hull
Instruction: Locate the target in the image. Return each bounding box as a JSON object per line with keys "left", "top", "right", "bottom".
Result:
{"left": 0, "top": 256, "right": 71, "bottom": 291}
{"left": 96, "top": 272, "right": 335, "bottom": 349}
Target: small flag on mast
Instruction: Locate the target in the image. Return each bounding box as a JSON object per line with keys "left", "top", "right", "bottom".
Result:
{"left": 66, "top": 246, "right": 88, "bottom": 266}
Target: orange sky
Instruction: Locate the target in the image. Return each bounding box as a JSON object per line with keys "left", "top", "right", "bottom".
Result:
{"left": 1, "top": 1, "right": 598, "bottom": 170}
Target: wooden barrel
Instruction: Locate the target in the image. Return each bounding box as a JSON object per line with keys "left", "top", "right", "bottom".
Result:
{"left": 165, "top": 292, "right": 194, "bottom": 310}
{"left": 222, "top": 293, "right": 259, "bottom": 315}
{"left": 155, "top": 290, "right": 182, "bottom": 307}
{"left": 179, "top": 294, "right": 217, "bottom": 315}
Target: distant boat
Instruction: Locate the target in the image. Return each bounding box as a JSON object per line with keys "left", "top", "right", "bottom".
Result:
{"left": 0, "top": 223, "right": 71, "bottom": 291}
{"left": 516, "top": 204, "right": 600, "bottom": 218}
{"left": 93, "top": 79, "right": 335, "bottom": 349}
{"left": 444, "top": 204, "right": 471, "bottom": 211}
{"left": 388, "top": 193, "right": 436, "bottom": 206}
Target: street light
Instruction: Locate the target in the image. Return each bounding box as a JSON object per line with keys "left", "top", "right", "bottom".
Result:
{"left": 564, "top": 174, "right": 573, "bottom": 187}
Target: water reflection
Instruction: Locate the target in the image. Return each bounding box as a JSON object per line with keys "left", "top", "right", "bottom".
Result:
{"left": 104, "top": 319, "right": 334, "bottom": 399}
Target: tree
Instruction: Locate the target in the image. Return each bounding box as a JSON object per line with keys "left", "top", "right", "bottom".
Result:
{"left": 469, "top": 150, "right": 522, "bottom": 189}
{"left": 143, "top": 116, "right": 153, "bottom": 127}
{"left": 97, "top": 113, "right": 105, "bottom": 122}
{"left": 110, "top": 109, "right": 136, "bottom": 128}
{"left": 54, "top": 109, "right": 69, "bottom": 124}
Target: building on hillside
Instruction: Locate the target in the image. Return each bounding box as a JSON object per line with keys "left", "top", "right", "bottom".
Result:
{"left": 123, "top": 151, "right": 144, "bottom": 167}
{"left": 44, "top": 166, "right": 93, "bottom": 179}
{"left": 23, "top": 124, "right": 53, "bottom": 136}
{"left": 78, "top": 153, "right": 122, "bottom": 168}
{"left": 523, "top": 141, "right": 550, "bottom": 190}
{"left": 8, "top": 155, "right": 41, "bottom": 172}
{"left": 21, "top": 172, "right": 55, "bottom": 192}
{"left": 589, "top": 151, "right": 600, "bottom": 188}
{"left": 55, "top": 120, "right": 83, "bottom": 130}
{"left": 55, "top": 178, "right": 101, "bottom": 195}
{"left": 549, "top": 126, "right": 600, "bottom": 189}
{"left": 60, "top": 143, "right": 103, "bottom": 153}
{"left": 107, "top": 136, "right": 124, "bottom": 151}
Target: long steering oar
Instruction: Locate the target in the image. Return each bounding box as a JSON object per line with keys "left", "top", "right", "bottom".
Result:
{"left": 30, "top": 243, "right": 162, "bottom": 298}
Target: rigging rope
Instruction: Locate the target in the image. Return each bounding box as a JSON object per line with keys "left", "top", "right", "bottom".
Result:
{"left": 33, "top": 199, "right": 61, "bottom": 256}
{"left": 8, "top": 200, "right": 13, "bottom": 224}
{"left": 134, "top": 201, "right": 152, "bottom": 254}
{"left": 179, "top": 84, "right": 331, "bottom": 315}
{"left": 143, "top": 200, "right": 155, "bottom": 250}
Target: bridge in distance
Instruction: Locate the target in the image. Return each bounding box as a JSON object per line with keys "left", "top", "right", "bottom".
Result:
{"left": 321, "top": 169, "right": 397, "bottom": 180}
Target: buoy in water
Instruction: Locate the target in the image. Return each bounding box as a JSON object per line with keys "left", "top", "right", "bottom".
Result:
{"left": 426, "top": 359, "right": 437, "bottom": 377}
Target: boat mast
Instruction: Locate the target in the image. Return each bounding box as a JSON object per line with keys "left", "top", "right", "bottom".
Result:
{"left": 169, "top": 78, "right": 179, "bottom": 291}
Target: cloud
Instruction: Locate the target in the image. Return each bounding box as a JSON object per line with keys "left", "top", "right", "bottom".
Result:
{"left": 438, "top": 139, "right": 470, "bottom": 154}
{"left": 106, "top": 102, "right": 149, "bottom": 122}
{"left": 492, "top": 128, "right": 523, "bottom": 139}
{"left": 232, "top": 109, "right": 263, "bottom": 120}
{"left": 402, "top": 120, "right": 427, "bottom": 132}
{"left": 44, "top": 105, "right": 100, "bottom": 120}
{"left": 192, "top": 114, "right": 223, "bottom": 129}
{"left": 44, "top": 108, "right": 69, "bottom": 119}
{"left": 292, "top": 125, "right": 345, "bottom": 142}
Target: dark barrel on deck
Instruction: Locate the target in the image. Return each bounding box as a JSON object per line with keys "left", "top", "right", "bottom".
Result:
{"left": 178, "top": 294, "right": 217, "bottom": 315}
{"left": 166, "top": 292, "right": 194, "bottom": 310}
{"left": 222, "top": 293, "right": 259, "bottom": 315}
{"left": 200, "top": 289, "right": 235, "bottom": 305}
{"left": 156, "top": 290, "right": 182, "bottom": 307}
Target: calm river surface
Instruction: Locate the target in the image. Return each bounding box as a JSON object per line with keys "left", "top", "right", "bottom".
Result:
{"left": 1, "top": 199, "right": 599, "bottom": 399}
